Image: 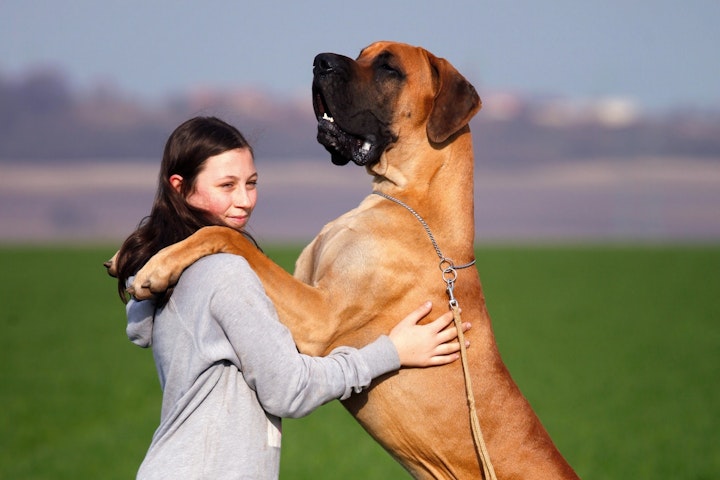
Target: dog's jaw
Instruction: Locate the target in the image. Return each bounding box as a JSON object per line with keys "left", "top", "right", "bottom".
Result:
{"left": 311, "top": 54, "right": 396, "bottom": 167}
{"left": 313, "top": 89, "right": 386, "bottom": 166}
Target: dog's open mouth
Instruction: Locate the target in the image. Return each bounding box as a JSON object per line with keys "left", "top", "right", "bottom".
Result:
{"left": 313, "top": 89, "right": 380, "bottom": 166}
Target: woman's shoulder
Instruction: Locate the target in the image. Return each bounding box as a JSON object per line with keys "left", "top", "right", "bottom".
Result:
{"left": 162, "top": 253, "right": 265, "bottom": 316}
{"left": 182, "top": 253, "right": 257, "bottom": 286}
{"left": 192, "top": 253, "right": 252, "bottom": 274}
{"left": 194, "top": 252, "right": 250, "bottom": 268}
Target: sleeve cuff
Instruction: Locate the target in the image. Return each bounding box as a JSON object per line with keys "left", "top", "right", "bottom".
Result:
{"left": 357, "top": 334, "right": 401, "bottom": 380}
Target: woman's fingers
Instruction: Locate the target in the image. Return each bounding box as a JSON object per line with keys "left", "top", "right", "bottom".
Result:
{"left": 427, "top": 309, "right": 454, "bottom": 331}
{"left": 438, "top": 321, "right": 471, "bottom": 343}
{"left": 399, "top": 301, "right": 433, "bottom": 327}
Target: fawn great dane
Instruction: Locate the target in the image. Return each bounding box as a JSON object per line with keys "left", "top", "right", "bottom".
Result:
{"left": 114, "top": 42, "right": 578, "bottom": 479}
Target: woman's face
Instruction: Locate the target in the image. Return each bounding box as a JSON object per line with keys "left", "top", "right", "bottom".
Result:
{"left": 171, "top": 148, "right": 258, "bottom": 230}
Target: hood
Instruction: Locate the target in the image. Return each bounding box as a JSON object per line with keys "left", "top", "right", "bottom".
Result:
{"left": 125, "top": 277, "right": 156, "bottom": 348}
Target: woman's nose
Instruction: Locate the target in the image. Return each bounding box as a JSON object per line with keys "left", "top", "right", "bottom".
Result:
{"left": 233, "top": 188, "right": 251, "bottom": 207}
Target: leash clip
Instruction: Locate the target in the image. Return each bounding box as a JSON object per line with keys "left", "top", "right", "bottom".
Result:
{"left": 440, "top": 258, "right": 459, "bottom": 308}
{"left": 447, "top": 283, "right": 458, "bottom": 309}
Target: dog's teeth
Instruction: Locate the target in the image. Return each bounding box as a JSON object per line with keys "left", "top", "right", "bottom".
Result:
{"left": 322, "top": 113, "right": 334, "bottom": 123}
{"left": 361, "top": 141, "right": 371, "bottom": 152}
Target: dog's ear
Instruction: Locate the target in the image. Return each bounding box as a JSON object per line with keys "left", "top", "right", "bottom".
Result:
{"left": 426, "top": 54, "right": 482, "bottom": 144}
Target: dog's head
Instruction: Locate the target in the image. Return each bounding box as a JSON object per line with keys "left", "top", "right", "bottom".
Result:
{"left": 312, "top": 41, "right": 481, "bottom": 167}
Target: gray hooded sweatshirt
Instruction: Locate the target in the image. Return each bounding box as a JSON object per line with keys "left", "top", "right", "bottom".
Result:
{"left": 126, "top": 253, "right": 400, "bottom": 479}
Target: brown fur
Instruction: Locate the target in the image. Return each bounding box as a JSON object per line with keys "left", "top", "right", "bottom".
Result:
{"left": 123, "top": 42, "right": 578, "bottom": 479}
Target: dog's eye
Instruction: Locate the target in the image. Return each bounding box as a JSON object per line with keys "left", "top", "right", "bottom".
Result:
{"left": 379, "top": 63, "right": 403, "bottom": 78}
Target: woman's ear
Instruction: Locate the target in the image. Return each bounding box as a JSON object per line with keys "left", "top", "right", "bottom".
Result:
{"left": 169, "top": 174, "right": 183, "bottom": 193}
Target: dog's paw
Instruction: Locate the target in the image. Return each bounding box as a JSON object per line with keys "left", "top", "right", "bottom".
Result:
{"left": 104, "top": 251, "right": 119, "bottom": 277}
{"left": 126, "top": 281, "right": 154, "bottom": 301}
{"left": 130, "top": 258, "right": 176, "bottom": 300}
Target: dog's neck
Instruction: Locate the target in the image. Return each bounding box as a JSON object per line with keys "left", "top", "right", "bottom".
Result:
{"left": 368, "top": 128, "right": 476, "bottom": 255}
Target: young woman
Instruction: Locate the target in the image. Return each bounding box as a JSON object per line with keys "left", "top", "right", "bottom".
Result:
{"left": 113, "top": 116, "right": 468, "bottom": 479}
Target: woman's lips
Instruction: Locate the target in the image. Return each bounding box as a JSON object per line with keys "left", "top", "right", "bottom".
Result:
{"left": 225, "top": 215, "right": 249, "bottom": 228}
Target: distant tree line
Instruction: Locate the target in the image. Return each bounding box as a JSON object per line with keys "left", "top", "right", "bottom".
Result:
{"left": 2, "top": 68, "right": 719, "bottom": 164}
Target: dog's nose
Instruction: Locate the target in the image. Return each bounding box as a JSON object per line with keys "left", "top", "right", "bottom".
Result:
{"left": 313, "top": 53, "right": 347, "bottom": 76}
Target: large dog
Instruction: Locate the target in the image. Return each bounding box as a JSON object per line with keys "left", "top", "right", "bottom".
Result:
{"left": 121, "top": 42, "right": 579, "bottom": 479}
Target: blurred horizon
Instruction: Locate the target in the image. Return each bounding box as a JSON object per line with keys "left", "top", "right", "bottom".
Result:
{"left": 1, "top": 1, "right": 719, "bottom": 244}
{"left": 1, "top": 64, "right": 719, "bottom": 245}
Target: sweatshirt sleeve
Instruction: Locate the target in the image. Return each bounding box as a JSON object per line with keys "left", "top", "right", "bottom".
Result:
{"left": 206, "top": 254, "right": 400, "bottom": 418}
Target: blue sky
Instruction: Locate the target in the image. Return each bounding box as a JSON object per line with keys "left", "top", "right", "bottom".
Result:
{"left": 1, "top": 0, "right": 719, "bottom": 111}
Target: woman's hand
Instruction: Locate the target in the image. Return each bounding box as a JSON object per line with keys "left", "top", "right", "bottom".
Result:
{"left": 388, "top": 301, "right": 470, "bottom": 368}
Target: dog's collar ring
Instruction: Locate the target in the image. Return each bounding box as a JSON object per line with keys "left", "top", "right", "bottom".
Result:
{"left": 440, "top": 258, "right": 459, "bottom": 282}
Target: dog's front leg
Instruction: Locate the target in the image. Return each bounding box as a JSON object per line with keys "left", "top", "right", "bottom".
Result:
{"left": 129, "top": 225, "right": 336, "bottom": 355}
{"left": 127, "top": 226, "right": 240, "bottom": 299}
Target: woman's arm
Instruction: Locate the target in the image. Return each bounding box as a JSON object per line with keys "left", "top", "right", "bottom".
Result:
{"left": 207, "top": 254, "right": 464, "bottom": 418}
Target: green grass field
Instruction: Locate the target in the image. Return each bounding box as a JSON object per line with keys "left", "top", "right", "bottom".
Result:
{"left": 1, "top": 244, "right": 718, "bottom": 479}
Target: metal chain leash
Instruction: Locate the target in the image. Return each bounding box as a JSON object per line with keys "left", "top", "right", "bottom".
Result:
{"left": 372, "top": 190, "right": 497, "bottom": 480}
